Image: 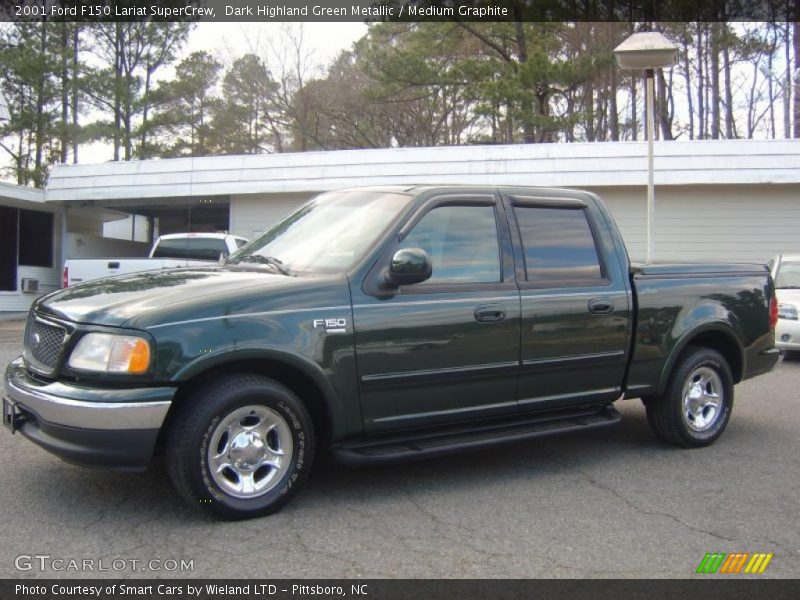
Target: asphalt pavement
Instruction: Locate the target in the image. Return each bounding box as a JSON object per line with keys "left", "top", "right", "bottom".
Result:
{"left": 0, "top": 316, "right": 797, "bottom": 578}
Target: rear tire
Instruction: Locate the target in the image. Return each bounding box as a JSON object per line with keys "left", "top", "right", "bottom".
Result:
{"left": 165, "top": 375, "right": 315, "bottom": 520}
{"left": 643, "top": 346, "right": 734, "bottom": 448}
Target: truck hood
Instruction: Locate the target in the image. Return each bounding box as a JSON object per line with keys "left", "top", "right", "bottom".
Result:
{"left": 34, "top": 267, "right": 344, "bottom": 328}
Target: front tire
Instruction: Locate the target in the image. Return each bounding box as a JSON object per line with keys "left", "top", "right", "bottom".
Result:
{"left": 643, "top": 346, "right": 734, "bottom": 448}
{"left": 165, "top": 375, "right": 315, "bottom": 520}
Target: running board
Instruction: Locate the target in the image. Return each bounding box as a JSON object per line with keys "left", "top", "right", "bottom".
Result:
{"left": 330, "top": 404, "right": 621, "bottom": 466}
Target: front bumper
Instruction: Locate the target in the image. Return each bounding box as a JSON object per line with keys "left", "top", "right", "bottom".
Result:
{"left": 3, "top": 357, "right": 175, "bottom": 470}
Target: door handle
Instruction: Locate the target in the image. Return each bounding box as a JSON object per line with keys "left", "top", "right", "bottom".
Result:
{"left": 474, "top": 304, "right": 506, "bottom": 323}
{"left": 107, "top": 261, "right": 120, "bottom": 269}
{"left": 588, "top": 297, "right": 614, "bottom": 315}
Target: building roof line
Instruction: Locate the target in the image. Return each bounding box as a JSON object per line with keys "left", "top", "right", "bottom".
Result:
{"left": 45, "top": 139, "right": 800, "bottom": 203}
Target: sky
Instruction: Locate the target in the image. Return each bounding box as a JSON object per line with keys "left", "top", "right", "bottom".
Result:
{"left": 187, "top": 22, "right": 367, "bottom": 67}
{"left": 77, "top": 22, "right": 368, "bottom": 165}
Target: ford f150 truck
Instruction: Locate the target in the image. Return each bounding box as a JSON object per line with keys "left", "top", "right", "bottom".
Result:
{"left": 3, "top": 186, "right": 780, "bottom": 519}
{"left": 63, "top": 232, "right": 249, "bottom": 287}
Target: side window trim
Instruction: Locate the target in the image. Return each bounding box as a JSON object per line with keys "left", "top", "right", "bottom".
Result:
{"left": 506, "top": 196, "right": 610, "bottom": 290}
{"left": 398, "top": 194, "right": 496, "bottom": 241}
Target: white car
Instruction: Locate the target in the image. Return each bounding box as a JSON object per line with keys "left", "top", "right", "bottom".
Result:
{"left": 769, "top": 254, "right": 800, "bottom": 353}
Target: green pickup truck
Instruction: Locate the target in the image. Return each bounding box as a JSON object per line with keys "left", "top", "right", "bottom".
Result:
{"left": 3, "top": 186, "right": 780, "bottom": 519}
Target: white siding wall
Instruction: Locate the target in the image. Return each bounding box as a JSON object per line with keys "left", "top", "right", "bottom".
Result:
{"left": 67, "top": 208, "right": 107, "bottom": 235}
{"left": 230, "top": 193, "right": 313, "bottom": 239}
{"left": 593, "top": 187, "right": 646, "bottom": 261}
{"left": 593, "top": 184, "right": 800, "bottom": 264}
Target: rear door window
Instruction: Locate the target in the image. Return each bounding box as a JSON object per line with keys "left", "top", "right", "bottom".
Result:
{"left": 513, "top": 206, "right": 603, "bottom": 284}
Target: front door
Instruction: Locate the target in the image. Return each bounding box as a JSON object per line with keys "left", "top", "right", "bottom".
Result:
{"left": 353, "top": 194, "right": 521, "bottom": 432}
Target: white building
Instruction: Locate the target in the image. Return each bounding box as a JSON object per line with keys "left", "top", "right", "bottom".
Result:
{"left": 2, "top": 139, "right": 799, "bottom": 312}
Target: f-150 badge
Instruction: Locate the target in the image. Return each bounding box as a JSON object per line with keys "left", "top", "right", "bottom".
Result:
{"left": 313, "top": 318, "right": 347, "bottom": 334}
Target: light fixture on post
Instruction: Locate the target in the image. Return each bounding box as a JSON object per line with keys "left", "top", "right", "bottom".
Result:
{"left": 614, "top": 31, "right": 677, "bottom": 264}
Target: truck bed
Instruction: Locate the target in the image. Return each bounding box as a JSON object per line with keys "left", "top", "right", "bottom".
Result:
{"left": 626, "top": 261, "right": 776, "bottom": 398}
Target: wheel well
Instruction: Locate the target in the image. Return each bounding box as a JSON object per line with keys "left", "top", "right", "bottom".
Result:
{"left": 162, "top": 359, "right": 333, "bottom": 448}
{"left": 684, "top": 330, "right": 743, "bottom": 383}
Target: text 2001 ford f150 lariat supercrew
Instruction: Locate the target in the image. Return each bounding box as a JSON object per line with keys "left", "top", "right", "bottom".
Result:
{"left": 3, "top": 186, "right": 780, "bottom": 519}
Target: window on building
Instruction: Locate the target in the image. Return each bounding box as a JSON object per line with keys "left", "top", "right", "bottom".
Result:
{"left": 0, "top": 206, "right": 17, "bottom": 291}
{"left": 514, "top": 206, "right": 603, "bottom": 283}
{"left": 18, "top": 209, "right": 54, "bottom": 268}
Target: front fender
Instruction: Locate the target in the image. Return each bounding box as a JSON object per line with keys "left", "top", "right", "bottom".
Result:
{"left": 148, "top": 304, "right": 360, "bottom": 440}
{"left": 171, "top": 346, "right": 354, "bottom": 440}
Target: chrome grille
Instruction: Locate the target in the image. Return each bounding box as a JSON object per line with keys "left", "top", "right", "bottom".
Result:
{"left": 26, "top": 316, "right": 66, "bottom": 370}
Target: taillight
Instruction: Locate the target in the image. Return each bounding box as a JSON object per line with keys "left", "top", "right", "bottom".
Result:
{"left": 769, "top": 295, "right": 778, "bottom": 331}
{"left": 63, "top": 265, "right": 69, "bottom": 288}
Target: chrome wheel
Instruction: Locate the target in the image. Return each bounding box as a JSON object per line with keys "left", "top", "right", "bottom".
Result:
{"left": 681, "top": 367, "right": 723, "bottom": 432}
{"left": 208, "top": 405, "right": 294, "bottom": 499}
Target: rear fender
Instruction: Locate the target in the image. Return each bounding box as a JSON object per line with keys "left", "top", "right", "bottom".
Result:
{"left": 657, "top": 323, "right": 744, "bottom": 394}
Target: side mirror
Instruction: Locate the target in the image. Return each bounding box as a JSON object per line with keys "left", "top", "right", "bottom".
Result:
{"left": 387, "top": 248, "right": 432, "bottom": 287}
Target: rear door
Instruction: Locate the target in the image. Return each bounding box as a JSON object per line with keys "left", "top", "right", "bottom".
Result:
{"left": 352, "top": 193, "right": 521, "bottom": 432}
{"left": 502, "top": 191, "right": 632, "bottom": 410}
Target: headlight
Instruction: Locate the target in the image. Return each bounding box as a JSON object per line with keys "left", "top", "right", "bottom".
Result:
{"left": 778, "top": 303, "right": 798, "bottom": 321}
{"left": 68, "top": 333, "right": 151, "bottom": 374}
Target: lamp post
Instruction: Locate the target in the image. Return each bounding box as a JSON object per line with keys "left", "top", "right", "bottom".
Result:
{"left": 614, "top": 32, "right": 677, "bottom": 264}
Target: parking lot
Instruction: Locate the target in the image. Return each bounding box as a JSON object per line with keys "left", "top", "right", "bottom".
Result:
{"left": 0, "top": 315, "right": 798, "bottom": 579}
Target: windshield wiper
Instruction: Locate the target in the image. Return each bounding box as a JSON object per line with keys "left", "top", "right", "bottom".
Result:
{"left": 777, "top": 285, "right": 800, "bottom": 289}
{"left": 231, "top": 255, "right": 291, "bottom": 276}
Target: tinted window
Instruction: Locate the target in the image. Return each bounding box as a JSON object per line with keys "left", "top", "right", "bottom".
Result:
{"left": 514, "top": 206, "right": 602, "bottom": 282}
{"left": 235, "top": 239, "right": 248, "bottom": 249}
{"left": 401, "top": 205, "right": 501, "bottom": 284}
{"left": 152, "top": 238, "right": 229, "bottom": 260}
{"left": 19, "top": 209, "right": 53, "bottom": 267}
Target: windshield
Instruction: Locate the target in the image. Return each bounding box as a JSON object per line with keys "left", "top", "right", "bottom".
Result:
{"left": 227, "top": 190, "right": 412, "bottom": 274}
{"left": 776, "top": 262, "right": 800, "bottom": 289}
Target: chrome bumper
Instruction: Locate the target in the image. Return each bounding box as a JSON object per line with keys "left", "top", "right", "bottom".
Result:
{"left": 4, "top": 357, "right": 174, "bottom": 431}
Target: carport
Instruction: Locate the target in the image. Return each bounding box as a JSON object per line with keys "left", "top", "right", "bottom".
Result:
{"left": 44, "top": 158, "right": 235, "bottom": 262}
{"left": 58, "top": 195, "right": 233, "bottom": 240}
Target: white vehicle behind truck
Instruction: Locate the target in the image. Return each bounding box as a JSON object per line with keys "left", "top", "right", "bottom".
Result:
{"left": 63, "top": 233, "right": 249, "bottom": 287}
